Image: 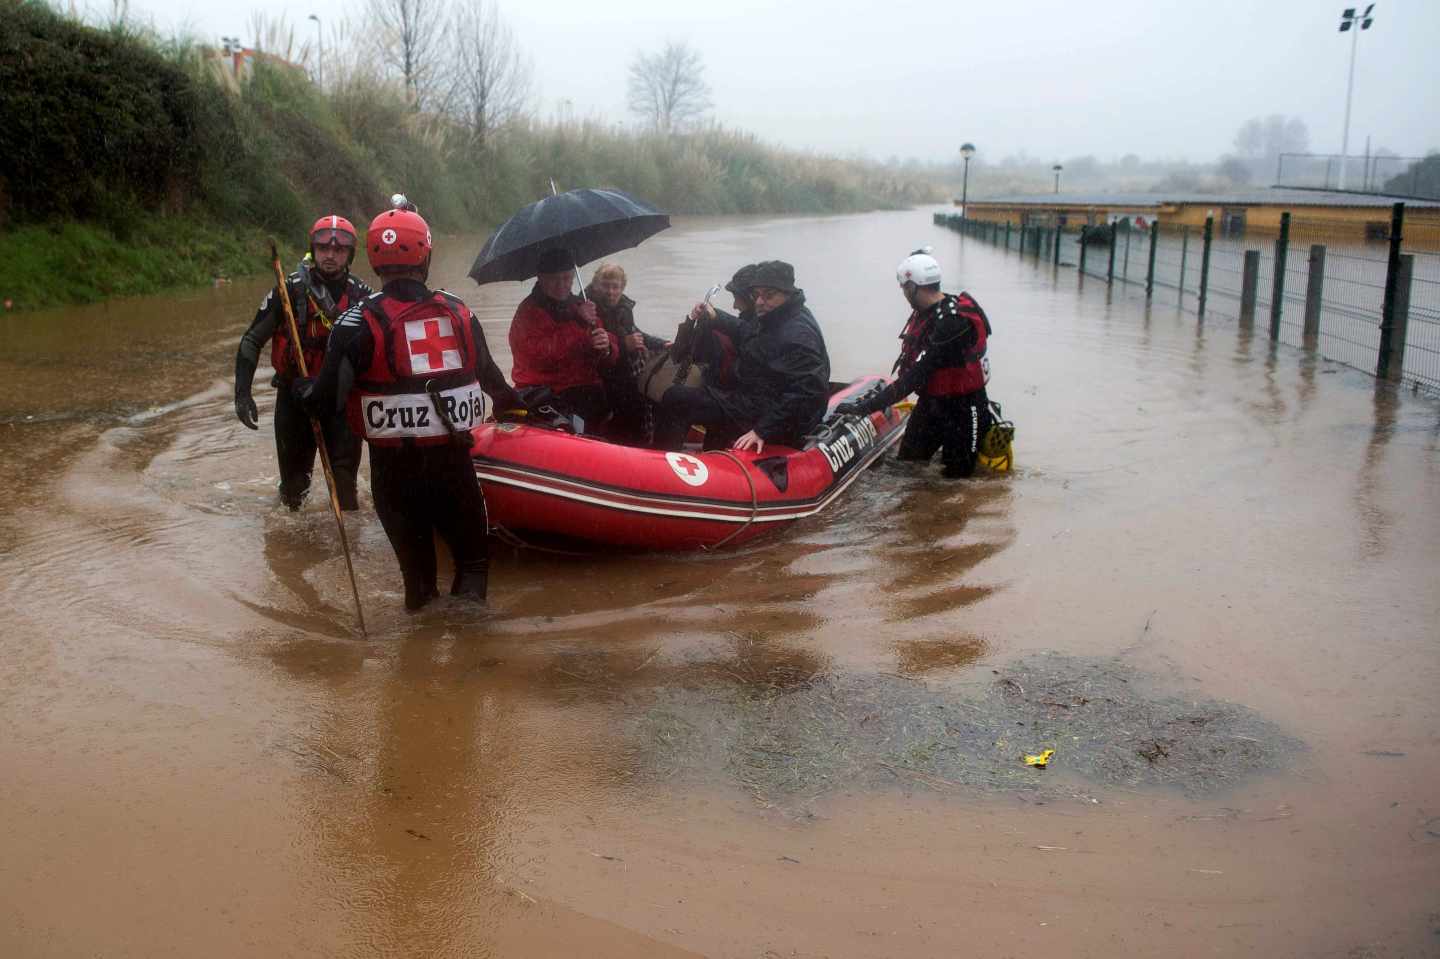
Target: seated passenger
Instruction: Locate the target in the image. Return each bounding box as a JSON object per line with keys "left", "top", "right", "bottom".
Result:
{"left": 585, "top": 262, "right": 667, "bottom": 445}
{"left": 684, "top": 263, "right": 758, "bottom": 388}
{"left": 509, "top": 249, "right": 620, "bottom": 430}
{"left": 654, "top": 260, "right": 830, "bottom": 454}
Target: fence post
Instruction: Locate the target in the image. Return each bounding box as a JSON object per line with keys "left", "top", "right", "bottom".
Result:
{"left": 1269, "top": 211, "right": 1290, "bottom": 340}
{"left": 1239, "top": 250, "right": 1261, "bottom": 328}
{"left": 1145, "top": 223, "right": 1159, "bottom": 297}
{"left": 1377, "top": 203, "right": 1406, "bottom": 379}
{"left": 1303, "top": 244, "right": 1326, "bottom": 342}
{"left": 1054, "top": 224, "right": 1063, "bottom": 266}
{"left": 1384, "top": 255, "right": 1415, "bottom": 382}
{"left": 1005, "top": 221, "right": 1012, "bottom": 250}
{"left": 1122, "top": 227, "right": 1132, "bottom": 281}
{"left": 1079, "top": 227, "right": 1089, "bottom": 274}
{"left": 1106, "top": 225, "right": 1117, "bottom": 284}
{"left": 1178, "top": 228, "right": 1189, "bottom": 304}
{"left": 1197, "top": 216, "right": 1214, "bottom": 319}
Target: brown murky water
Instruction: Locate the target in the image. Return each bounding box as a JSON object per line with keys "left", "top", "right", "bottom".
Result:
{"left": 2, "top": 210, "right": 1439, "bottom": 957}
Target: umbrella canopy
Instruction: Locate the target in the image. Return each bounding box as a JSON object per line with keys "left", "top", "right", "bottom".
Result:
{"left": 469, "top": 188, "right": 670, "bottom": 285}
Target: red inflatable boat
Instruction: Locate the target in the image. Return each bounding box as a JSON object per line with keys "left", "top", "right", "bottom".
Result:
{"left": 471, "top": 377, "right": 907, "bottom": 551}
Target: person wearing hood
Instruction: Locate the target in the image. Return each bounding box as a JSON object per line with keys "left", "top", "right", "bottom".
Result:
{"left": 233, "top": 215, "right": 372, "bottom": 510}
{"left": 585, "top": 261, "right": 666, "bottom": 445}
{"left": 509, "top": 248, "right": 620, "bottom": 431}
{"left": 654, "top": 260, "right": 830, "bottom": 454}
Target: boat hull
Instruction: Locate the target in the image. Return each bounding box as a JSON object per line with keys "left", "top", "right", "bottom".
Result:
{"left": 471, "top": 377, "right": 906, "bottom": 551}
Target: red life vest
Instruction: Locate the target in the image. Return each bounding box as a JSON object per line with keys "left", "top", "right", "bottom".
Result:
{"left": 894, "top": 292, "right": 991, "bottom": 397}
{"left": 346, "top": 291, "right": 484, "bottom": 448}
{"left": 271, "top": 276, "right": 358, "bottom": 377}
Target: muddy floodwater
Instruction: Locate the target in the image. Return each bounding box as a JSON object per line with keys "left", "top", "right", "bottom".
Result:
{"left": 2, "top": 209, "right": 1439, "bottom": 957}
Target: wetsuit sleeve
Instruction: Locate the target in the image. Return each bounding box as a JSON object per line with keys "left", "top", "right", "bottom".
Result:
{"left": 753, "top": 335, "right": 829, "bottom": 443}
{"left": 870, "top": 311, "right": 977, "bottom": 410}
{"left": 235, "top": 285, "right": 283, "bottom": 393}
{"left": 470, "top": 316, "right": 521, "bottom": 413}
{"left": 640, "top": 329, "right": 669, "bottom": 352}
{"left": 302, "top": 309, "right": 372, "bottom": 417}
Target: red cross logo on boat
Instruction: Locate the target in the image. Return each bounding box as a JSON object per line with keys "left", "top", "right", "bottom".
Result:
{"left": 406, "top": 316, "right": 462, "bottom": 373}
{"left": 665, "top": 451, "right": 709, "bottom": 487}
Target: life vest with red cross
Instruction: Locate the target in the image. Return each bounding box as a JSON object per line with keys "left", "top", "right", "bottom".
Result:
{"left": 271, "top": 274, "right": 365, "bottom": 378}
{"left": 894, "top": 292, "right": 991, "bottom": 396}
{"left": 346, "top": 291, "right": 485, "bottom": 447}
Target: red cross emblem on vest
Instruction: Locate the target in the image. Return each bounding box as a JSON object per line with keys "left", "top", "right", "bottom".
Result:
{"left": 406, "top": 316, "right": 462, "bottom": 374}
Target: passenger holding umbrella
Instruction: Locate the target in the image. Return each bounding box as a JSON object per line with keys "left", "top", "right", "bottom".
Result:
{"left": 508, "top": 248, "right": 620, "bottom": 431}
{"left": 470, "top": 186, "right": 673, "bottom": 436}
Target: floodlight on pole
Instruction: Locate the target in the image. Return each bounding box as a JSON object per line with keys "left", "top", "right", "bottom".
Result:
{"left": 1337, "top": 4, "right": 1374, "bottom": 190}
{"left": 1053, "top": 163, "right": 1063, "bottom": 194}
{"left": 307, "top": 15, "right": 324, "bottom": 90}
{"left": 959, "top": 142, "right": 976, "bottom": 217}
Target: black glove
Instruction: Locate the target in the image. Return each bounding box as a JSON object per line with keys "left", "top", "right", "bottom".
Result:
{"left": 235, "top": 389, "right": 259, "bottom": 430}
{"left": 834, "top": 401, "right": 869, "bottom": 417}
{"left": 289, "top": 377, "right": 316, "bottom": 408}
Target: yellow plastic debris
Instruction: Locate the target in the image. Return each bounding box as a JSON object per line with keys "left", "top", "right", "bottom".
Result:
{"left": 1023, "top": 749, "right": 1055, "bottom": 768}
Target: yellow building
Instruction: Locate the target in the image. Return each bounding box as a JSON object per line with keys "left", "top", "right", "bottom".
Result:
{"left": 961, "top": 189, "right": 1440, "bottom": 246}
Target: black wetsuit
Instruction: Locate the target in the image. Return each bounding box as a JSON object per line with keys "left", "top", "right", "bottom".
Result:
{"left": 300, "top": 278, "right": 518, "bottom": 610}
{"left": 235, "top": 268, "right": 371, "bottom": 509}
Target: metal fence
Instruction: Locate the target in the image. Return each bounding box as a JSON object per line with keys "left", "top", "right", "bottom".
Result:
{"left": 935, "top": 205, "right": 1440, "bottom": 396}
{"left": 1277, "top": 153, "right": 1438, "bottom": 200}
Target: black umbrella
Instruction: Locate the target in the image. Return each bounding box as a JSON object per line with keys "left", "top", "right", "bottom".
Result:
{"left": 468, "top": 187, "right": 670, "bottom": 286}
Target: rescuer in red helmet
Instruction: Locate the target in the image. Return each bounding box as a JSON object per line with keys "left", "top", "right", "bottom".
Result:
{"left": 295, "top": 201, "right": 519, "bottom": 610}
{"left": 234, "top": 214, "right": 371, "bottom": 510}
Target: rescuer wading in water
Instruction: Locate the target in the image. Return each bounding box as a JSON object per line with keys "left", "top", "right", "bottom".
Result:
{"left": 234, "top": 216, "right": 372, "bottom": 510}
{"left": 835, "top": 248, "right": 992, "bottom": 478}
{"left": 295, "top": 205, "right": 520, "bottom": 610}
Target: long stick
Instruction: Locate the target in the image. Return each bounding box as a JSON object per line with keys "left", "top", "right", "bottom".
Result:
{"left": 268, "top": 240, "right": 367, "bottom": 638}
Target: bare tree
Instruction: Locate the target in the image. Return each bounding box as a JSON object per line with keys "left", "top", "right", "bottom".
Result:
{"left": 627, "top": 41, "right": 712, "bottom": 134}
{"left": 447, "top": 0, "right": 532, "bottom": 146}
{"left": 1233, "top": 114, "right": 1310, "bottom": 180}
{"left": 368, "top": 0, "right": 447, "bottom": 109}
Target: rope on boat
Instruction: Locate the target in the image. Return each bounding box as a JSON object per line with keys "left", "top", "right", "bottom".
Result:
{"left": 702, "top": 449, "right": 759, "bottom": 551}
{"left": 489, "top": 521, "right": 593, "bottom": 557}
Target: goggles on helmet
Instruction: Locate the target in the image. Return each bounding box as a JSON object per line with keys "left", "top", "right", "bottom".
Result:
{"left": 312, "top": 228, "right": 356, "bottom": 249}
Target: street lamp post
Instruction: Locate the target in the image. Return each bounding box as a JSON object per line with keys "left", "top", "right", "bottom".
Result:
{"left": 959, "top": 142, "right": 976, "bottom": 218}
{"left": 1053, "top": 163, "right": 1063, "bottom": 194}
{"left": 1337, "top": 4, "right": 1374, "bottom": 190}
{"left": 307, "top": 14, "right": 324, "bottom": 90}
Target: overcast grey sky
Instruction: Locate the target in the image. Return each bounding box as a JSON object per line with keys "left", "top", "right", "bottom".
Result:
{"left": 117, "top": 0, "right": 1440, "bottom": 164}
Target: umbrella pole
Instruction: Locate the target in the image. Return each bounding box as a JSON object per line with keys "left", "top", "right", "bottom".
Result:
{"left": 548, "top": 179, "right": 591, "bottom": 305}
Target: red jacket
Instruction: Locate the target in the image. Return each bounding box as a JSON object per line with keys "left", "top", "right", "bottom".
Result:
{"left": 509, "top": 288, "right": 619, "bottom": 391}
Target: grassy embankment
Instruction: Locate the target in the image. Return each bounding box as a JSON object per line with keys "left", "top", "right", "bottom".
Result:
{"left": 0, "top": 2, "right": 943, "bottom": 312}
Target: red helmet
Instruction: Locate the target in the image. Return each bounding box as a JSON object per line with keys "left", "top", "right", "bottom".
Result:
{"left": 367, "top": 209, "right": 432, "bottom": 272}
{"left": 309, "top": 215, "right": 358, "bottom": 264}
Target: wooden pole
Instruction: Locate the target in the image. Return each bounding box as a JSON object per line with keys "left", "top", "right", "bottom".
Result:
{"left": 268, "top": 240, "right": 367, "bottom": 638}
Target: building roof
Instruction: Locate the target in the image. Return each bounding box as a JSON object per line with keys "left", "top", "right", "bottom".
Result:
{"left": 965, "top": 188, "right": 1440, "bottom": 210}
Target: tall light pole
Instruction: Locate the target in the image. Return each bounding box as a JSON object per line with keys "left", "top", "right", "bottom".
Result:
{"left": 959, "top": 142, "right": 976, "bottom": 217}
{"left": 1053, "top": 163, "right": 1063, "bottom": 194}
{"left": 307, "top": 14, "right": 323, "bottom": 90}
{"left": 1338, "top": 4, "right": 1374, "bottom": 190}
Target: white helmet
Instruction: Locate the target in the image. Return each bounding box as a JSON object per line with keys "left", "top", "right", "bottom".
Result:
{"left": 896, "top": 246, "right": 941, "bottom": 287}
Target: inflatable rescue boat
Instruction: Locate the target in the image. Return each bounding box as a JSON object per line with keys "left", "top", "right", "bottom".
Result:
{"left": 471, "top": 377, "right": 907, "bottom": 551}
